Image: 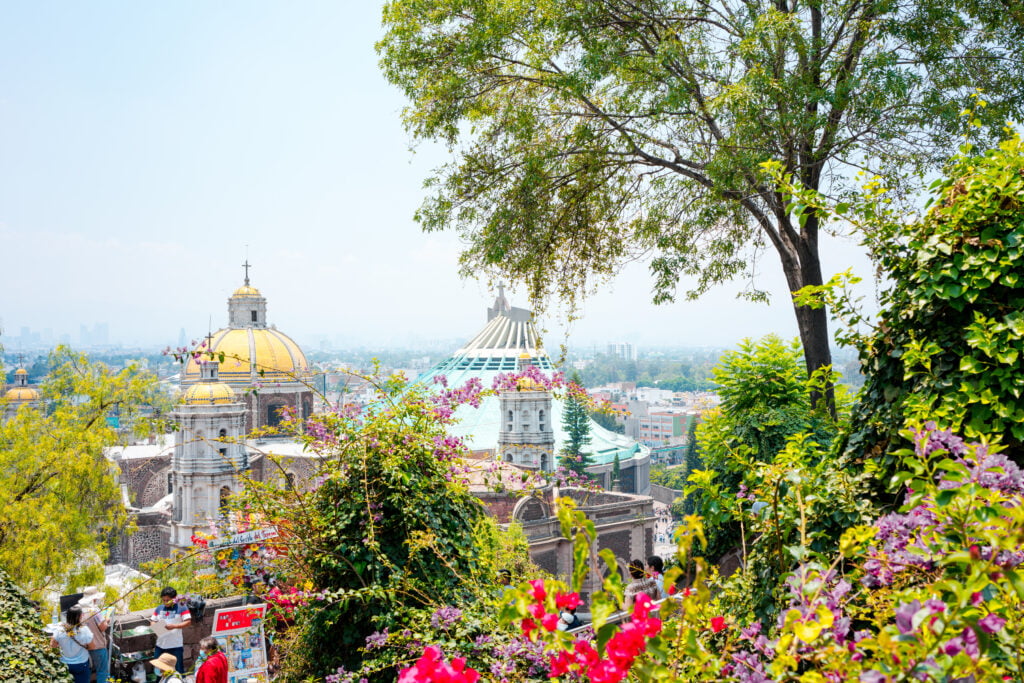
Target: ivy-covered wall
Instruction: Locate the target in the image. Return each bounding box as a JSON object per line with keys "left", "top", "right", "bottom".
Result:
{"left": 0, "top": 565, "right": 68, "bottom": 681}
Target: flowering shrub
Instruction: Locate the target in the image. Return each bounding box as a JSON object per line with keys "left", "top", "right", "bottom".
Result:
{"left": 395, "top": 423, "right": 1024, "bottom": 682}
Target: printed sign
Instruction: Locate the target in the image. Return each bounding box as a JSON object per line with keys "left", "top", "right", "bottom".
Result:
{"left": 212, "top": 604, "right": 266, "bottom": 634}
{"left": 208, "top": 527, "right": 279, "bottom": 549}
{"left": 210, "top": 604, "right": 269, "bottom": 683}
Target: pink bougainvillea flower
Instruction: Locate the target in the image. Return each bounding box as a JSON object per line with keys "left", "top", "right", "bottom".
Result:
{"left": 521, "top": 617, "right": 538, "bottom": 638}
{"left": 528, "top": 603, "right": 546, "bottom": 619}
{"left": 711, "top": 616, "right": 727, "bottom": 633}
{"left": 528, "top": 579, "right": 547, "bottom": 603}
{"left": 398, "top": 645, "right": 480, "bottom": 683}
{"left": 541, "top": 612, "right": 560, "bottom": 632}
{"left": 978, "top": 613, "right": 1007, "bottom": 634}
{"left": 555, "top": 592, "right": 582, "bottom": 610}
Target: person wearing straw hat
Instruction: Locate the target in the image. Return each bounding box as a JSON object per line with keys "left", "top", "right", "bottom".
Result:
{"left": 151, "top": 652, "right": 185, "bottom": 682}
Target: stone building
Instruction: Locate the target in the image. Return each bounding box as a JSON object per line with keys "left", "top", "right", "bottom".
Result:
{"left": 3, "top": 367, "right": 41, "bottom": 420}
{"left": 180, "top": 265, "right": 313, "bottom": 433}
{"left": 169, "top": 361, "right": 249, "bottom": 551}
{"left": 496, "top": 354, "right": 556, "bottom": 471}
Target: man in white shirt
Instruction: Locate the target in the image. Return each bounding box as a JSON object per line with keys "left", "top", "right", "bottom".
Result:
{"left": 152, "top": 587, "right": 191, "bottom": 674}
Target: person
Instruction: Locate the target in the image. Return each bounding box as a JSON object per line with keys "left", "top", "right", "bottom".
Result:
{"left": 557, "top": 606, "right": 584, "bottom": 631}
{"left": 623, "top": 559, "right": 660, "bottom": 611}
{"left": 646, "top": 555, "right": 668, "bottom": 600}
{"left": 151, "top": 652, "right": 185, "bottom": 682}
{"left": 195, "top": 636, "right": 229, "bottom": 683}
{"left": 152, "top": 587, "right": 191, "bottom": 674}
{"left": 50, "top": 604, "right": 93, "bottom": 683}
{"left": 80, "top": 589, "right": 111, "bottom": 683}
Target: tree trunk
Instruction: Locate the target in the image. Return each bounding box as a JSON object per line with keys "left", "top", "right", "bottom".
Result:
{"left": 776, "top": 219, "right": 836, "bottom": 417}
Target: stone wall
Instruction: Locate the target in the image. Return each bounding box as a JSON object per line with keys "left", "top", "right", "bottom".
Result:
{"left": 121, "top": 453, "right": 172, "bottom": 508}
{"left": 649, "top": 484, "right": 682, "bottom": 506}
{"left": 120, "top": 511, "right": 170, "bottom": 569}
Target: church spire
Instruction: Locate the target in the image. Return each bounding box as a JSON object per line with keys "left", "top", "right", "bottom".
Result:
{"left": 242, "top": 259, "right": 251, "bottom": 286}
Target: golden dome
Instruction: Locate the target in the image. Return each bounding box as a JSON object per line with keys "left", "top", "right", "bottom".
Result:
{"left": 232, "top": 285, "right": 262, "bottom": 298}
{"left": 5, "top": 386, "right": 40, "bottom": 402}
{"left": 182, "top": 327, "right": 309, "bottom": 386}
{"left": 515, "top": 377, "right": 545, "bottom": 392}
{"left": 14, "top": 368, "right": 28, "bottom": 376}
{"left": 183, "top": 382, "right": 236, "bottom": 405}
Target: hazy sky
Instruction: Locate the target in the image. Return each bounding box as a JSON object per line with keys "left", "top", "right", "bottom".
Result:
{"left": 0, "top": 2, "right": 876, "bottom": 351}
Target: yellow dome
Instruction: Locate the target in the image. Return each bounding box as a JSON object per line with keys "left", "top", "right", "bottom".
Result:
{"left": 5, "top": 386, "right": 40, "bottom": 402}
{"left": 232, "top": 285, "right": 262, "bottom": 298}
{"left": 14, "top": 368, "right": 28, "bottom": 376}
{"left": 182, "top": 327, "right": 309, "bottom": 386}
{"left": 518, "top": 352, "right": 531, "bottom": 359}
{"left": 183, "top": 382, "right": 236, "bottom": 405}
{"left": 515, "top": 377, "right": 545, "bottom": 392}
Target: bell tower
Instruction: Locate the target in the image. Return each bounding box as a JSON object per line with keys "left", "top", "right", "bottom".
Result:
{"left": 169, "top": 361, "right": 249, "bottom": 550}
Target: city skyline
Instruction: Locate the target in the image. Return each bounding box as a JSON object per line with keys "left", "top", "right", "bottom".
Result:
{"left": 1, "top": 2, "right": 876, "bottom": 352}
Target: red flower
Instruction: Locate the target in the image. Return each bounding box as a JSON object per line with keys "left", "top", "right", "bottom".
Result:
{"left": 528, "top": 603, "right": 546, "bottom": 619}
{"left": 541, "top": 612, "right": 560, "bottom": 632}
{"left": 398, "top": 646, "right": 480, "bottom": 683}
{"left": 521, "top": 618, "right": 538, "bottom": 638}
{"left": 528, "top": 579, "right": 547, "bottom": 603}
{"left": 711, "top": 616, "right": 727, "bottom": 633}
{"left": 555, "top": 592, "right": 582, "bottom": 610}
{"left": 667, "top": 585, "right": 677, "bottom": 596}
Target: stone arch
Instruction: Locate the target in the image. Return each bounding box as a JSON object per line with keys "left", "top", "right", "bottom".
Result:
{"left": 512, "top": 496, "right": 550, "bottom": 523}
{"left": 139, "top": 464, "right": 172, "bottom": 508}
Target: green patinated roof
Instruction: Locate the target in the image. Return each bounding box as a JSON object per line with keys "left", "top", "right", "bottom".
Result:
{"left": 413, "top": 299, "right": 646, "bottom": 466}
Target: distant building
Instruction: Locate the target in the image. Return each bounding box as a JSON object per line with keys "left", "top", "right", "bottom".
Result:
{"left": 607, "top": 342, "right": 637, "bottom": 362}
{"left": 3, "top": 367, "right": 41, "bottom": 420}
{"left": 415, "top": 289, "right": 651, "bottom": 494}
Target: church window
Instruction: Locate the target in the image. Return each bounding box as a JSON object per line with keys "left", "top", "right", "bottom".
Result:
{"left": 219, "top": 447, "right": 228, "bottom": 461}
{"left": 167, "top": 473, "right": 173, "bottom": 495}
{"left": 219, "top": 486, "right": 231, "bottom": 514}
{"left": 219, "top": 428, "right": 227, "bottom": 439}
{"left": 507, "top": 410, "right": 513, "bottom": 431}
{"left": 539, "top": 409, "right": 545, "bottom": 431}
{"left": 540, "top": 453, "right": 549, "bottom": 471}
{"left": 251, "top": 310, "right": 258, "bottom": 322}
{"left": 285, "top": 472, "right": 296, "bottom": 489}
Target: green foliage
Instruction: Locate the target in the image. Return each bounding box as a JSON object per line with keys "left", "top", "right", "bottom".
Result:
{"left": 589, "top": 408, "right": 624, "bottom": 434}
{"left": 0, "top": 346, "right": 165, "bottom": 597}
{"left": 847, "top": 134, "right": 1024, "bottom": 467}
{"left": 559, "top": 373, "right": 593, "bottom": 475}
{"left": 379, "top": 0, "right": 1024, "bottom": 412}
{"left": 233, "top": 375, "right": 495, "bottom": 682}
{"left": 690, "top": 336, "right": 850, "bottom": 559}
{"left": 0, "top": 565, "right": 68, "bottom": 681}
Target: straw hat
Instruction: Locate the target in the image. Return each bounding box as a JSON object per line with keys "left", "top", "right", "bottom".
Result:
{"left": 151, "top": 653, "right": 178, "bottom": 672}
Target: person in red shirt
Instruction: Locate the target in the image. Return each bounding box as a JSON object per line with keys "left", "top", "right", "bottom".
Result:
{"left": 195, "top": 637, "right": 228, "bottom": 683}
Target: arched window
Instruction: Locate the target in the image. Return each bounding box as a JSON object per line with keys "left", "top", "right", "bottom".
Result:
{"left": 506, "top": 410, "right": 513, "bottom": 431}
{"left": 285, "top": 472, "right": 296, "bottom": 490}
{"left": 539, "top": 409, "right": 545, "bottom": 431}
{"left": 267, "top": 404, "right": 283, "bottom": 428}
{"left": 540, "top": 453, "right": 549, "bottom": 471}
{"left": 219, "top": 486, "right": 231, "bottom": 514}
{"left": 218, "top": 428, "right": 227, "bottom": 439}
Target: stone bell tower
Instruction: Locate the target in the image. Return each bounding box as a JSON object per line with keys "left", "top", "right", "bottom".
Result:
{"left": 169, "top": 361, "right": 249, "bottom": 550}
{"left": 496, "top": 353, "right": 556, "bottom": 472}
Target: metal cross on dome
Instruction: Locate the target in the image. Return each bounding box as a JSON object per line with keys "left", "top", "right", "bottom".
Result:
{"left": 242, "top": 259, "right": 251, "bottom": 286}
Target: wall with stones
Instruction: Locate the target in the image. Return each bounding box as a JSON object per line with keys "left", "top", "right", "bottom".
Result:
{"left": 120, "top": 453, "right": 172, "bottom": 508}
{"left": 120, "top": 511, "right": 170, "bottom": 569}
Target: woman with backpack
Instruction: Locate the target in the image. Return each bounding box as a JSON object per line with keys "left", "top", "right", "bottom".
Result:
{"left": 50, "top": 605, "right": 94, "bottom": 683}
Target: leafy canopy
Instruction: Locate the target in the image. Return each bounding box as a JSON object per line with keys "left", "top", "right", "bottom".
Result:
{"left": 0, "top": 347, "right": 165, "bottom": 596}
{"left": 379, "top": 0, "right": 1024, "bottom": 405}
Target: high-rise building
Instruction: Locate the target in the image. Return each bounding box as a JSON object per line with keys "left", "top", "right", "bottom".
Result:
{"left": 607, "top": 341, "right": 637, "bottom": 362}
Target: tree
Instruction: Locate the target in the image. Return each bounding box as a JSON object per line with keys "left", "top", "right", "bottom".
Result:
{"left": 0, "top": 347, "right": 165, "bottom": 596}
{"left": 379, "top": 0, "right": 1024, "bottom": 413}
{"left": 559, "top": 373, "right": 593, "bottom": 475}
